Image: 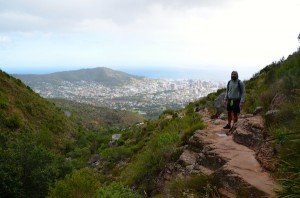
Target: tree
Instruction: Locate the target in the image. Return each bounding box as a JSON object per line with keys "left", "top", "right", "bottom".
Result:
{"left": 0, "top": 132, "right": 72, "bottom": 198}
{"left": 48, "top": 169, "right": 100, "bottom": 198}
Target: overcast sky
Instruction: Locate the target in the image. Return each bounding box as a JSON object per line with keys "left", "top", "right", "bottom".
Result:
{"left": 0, "top": 0, "right": 299, "bottom": 80}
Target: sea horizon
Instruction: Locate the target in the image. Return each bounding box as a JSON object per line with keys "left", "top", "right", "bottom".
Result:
{"left": 3, "top": 66, "right": 252, "bottom": 82}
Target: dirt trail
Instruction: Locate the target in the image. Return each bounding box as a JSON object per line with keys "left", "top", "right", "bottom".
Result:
{"left": 189, "top": 111, "right": 279, "bottom": 197}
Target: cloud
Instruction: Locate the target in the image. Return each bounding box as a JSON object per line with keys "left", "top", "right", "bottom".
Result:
{"left": 0, "top": 0, "right": 234, "bottom": 33}
{"left": 0, "top": 0, "right": 299, "bottom": 79}
{"left": 0, "top": 35, "right": 11, "bottom": 44}
{"left": 0, "top": 11, "right": 48, "bottom": 32}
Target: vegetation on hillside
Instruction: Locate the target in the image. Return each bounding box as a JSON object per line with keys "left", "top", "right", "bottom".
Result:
{"left": 190, "top": 37, "right": 300, "bottom": 197}
{"left": 1, "top": 70, "right": 208, "bottom": 197}
{"left": 0, "top": 70, "right": 77, "bottom": 197}
{"left": 1, "top": 35, "right": 299, "bottom": 197}
{"left": 49, "top": 98, "right": 144, "bottom": 130}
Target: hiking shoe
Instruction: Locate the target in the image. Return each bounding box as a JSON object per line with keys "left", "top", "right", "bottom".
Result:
{"left": 223, "top": 124, "right": 231, "bottom": 129}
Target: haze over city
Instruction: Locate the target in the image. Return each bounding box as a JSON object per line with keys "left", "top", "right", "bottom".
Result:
{"left": 0, "top": 0, "right": 299, "bottom": 81}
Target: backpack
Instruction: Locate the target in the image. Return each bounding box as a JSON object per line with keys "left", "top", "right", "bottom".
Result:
{"left": 227, "top": 79, "right": 242, "bottom": 94}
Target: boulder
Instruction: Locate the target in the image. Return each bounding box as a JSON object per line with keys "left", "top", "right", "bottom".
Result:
{"left": 256, "top": 142, "right": 277, "bottom": 171}
{"left": 253, "top": 106, "right": 263, "bottom": 115}
{"left": 219, "top": 113, "right": 226, "bottom": 120}
{"left": 214, "top": 92, "right": 226, "bottom": 118}
{"left": 112, "top": 133, "right": 122, "bottom": 141}
{"left": 109, "top": 133, "right": 122, "bottom": 147}
{"left": 214, "top": 119, "right": 222, "bottom": 125}
{"left": 88, "top": 154, "right": 101, "bottom": 166}
{"left": 265, "top": 110, "right": 280, "bottom": 118}
{"left": 231, "top": 118, "right": 264, "bottom": 150}
{"left": 178, "top": 149, "right": 198, "bottom": 167}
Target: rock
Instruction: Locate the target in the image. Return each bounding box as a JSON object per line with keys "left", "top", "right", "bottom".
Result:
{"left": 214, "top": 119, "right": 222, "bottom": 125}
{"left": 157, "top": 109, "right": 278, "bottom": 197}
{"left": 256, "top": 142, "right": 277, "bottom": 171}
{"left": 163, "top": 174, "right": 173, "bottom": 181}
{"left": 265, "top": 110, "right": 280, "bottom": 118}
{"left": 179, "top": 150, "right": 198, "bottom": 167}
{"left": 219, "top": 113, "right": 226, "bottom": 120}
{"left": 194, "top": 107, "right": 201, "bottom": 112}
{"left": 194, "top": 165, "right": 214, "bottom": 175}
{"left": 214, "top": 92, "right": 226, "bottom": 118}
{"left": 233, "top": 128, "right": 262, "bottom": 150}
{"left": 253, "top": 106, "right": 263, "bottom": 115}
{"left": 109, "top": 133, "right": 122, "bottom": 147}
{"left": 188, "top": 133, "right": 205, "bottom": 149}
{"left": 112, "top": 133, "right": 122, "bottom": 142}
{"left": 231, "top": 119, "right": 264, "bottom": 150}
{"left": 88, "top": 154, "right": 101, "bottom": 165}
{"left": 240, "top": 114, "right": 253, "bottom": 118}
{"left": 186, "top": 165, "right": 194, "bottom": 173}
{"left": 215, "top": 167, "right": 268, "bottom": 197}
{"left": 198, "top": 150, "right": 226, "bottom": 170}
{"left": 64, "top": 111, "right": 71, "bottom": 117}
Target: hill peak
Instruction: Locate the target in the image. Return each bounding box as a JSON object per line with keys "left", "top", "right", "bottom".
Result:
{"left": 14, "top": 67, "right": 145, "bottom": 87}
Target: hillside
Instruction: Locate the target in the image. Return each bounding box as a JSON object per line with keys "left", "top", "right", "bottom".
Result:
{"left": 49, "top": 98, "right": 144, "bottom": 130}
{"left": 1, "top": 48, "right": 299, "bottom": 197}
{"left": 191, "top": 49, "right": 300, "bottom": 197}
{"left": 0, "top": 70, "right": 77, "bottom": 149}
{"left": 13, "top": 67, "right": 145, "bottom": 87}
{"left": 0, "top": 70, "right": 78, "bottom": 197}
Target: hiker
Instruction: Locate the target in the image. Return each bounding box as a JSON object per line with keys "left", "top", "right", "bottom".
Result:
{"left": 223, "top": 71, "right": 245, "bottom": 129}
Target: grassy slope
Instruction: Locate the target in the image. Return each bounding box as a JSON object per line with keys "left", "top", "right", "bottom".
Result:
{"left": 0, "top": 70, "right": 77, "bottom": 152}
{"left": 245, "top": 51, "right": 300, "bottom": 196}
{"left": 192, "top": 50, "right": 300, "bottom": 196}
{"left": 49, "top": 98, "right": 144, "bottom": 130}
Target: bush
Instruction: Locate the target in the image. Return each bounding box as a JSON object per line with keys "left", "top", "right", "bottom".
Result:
{"left": 122, "top": 131, "right": 181, "bottom": 192}
{"left": 96, "top": 182, "right": 142, "bottom": 198}
{"left": 48, "top": 169, "right": 100, "bottom": 198}
{"left": 181, "top": 122, "right": 205, "bottom": 144}
{"left": 168, "top": 175, "right": 220, "bottom": 197}
{"left": 101, "top": 146, "right": 133, "bottom": 163}
{"left": 5, "top": 114, "right": 21, "bottom": 129}
{"left": 0, "top": 132, "right": 73, "bottom": 198}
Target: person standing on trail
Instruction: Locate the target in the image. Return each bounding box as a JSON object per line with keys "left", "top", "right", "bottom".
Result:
{"left": 223, "top": 71, "right": 245, "bottom": 129}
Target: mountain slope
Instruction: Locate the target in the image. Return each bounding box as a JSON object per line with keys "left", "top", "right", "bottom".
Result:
{"left": 49, "top": 98, "right": 144, "bottom": 130}
{"left": 0, "top": 69, "right": 78, "bottom": 197}
{"left": 14, "top": 67, "right": 146, "bottom": 87}
{"left": 189, "top": 49, "right": 300, "bottom": 197}
{"left": 0, "top": 70, "right": 76, "bottom": 142}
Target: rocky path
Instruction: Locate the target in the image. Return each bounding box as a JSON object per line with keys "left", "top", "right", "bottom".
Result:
{"left": 179, "top": 111, "right": 279, "bottom": 197}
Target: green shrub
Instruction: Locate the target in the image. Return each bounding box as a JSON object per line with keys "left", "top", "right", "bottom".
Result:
{"left": 96, "top": 182, "right": 142, "bottom": 198}
{"left": 48, "top": 169, "right": 100, "bottom": 198}
{"left": 5, "top": 114, "right": 21, "bottom": 129}
{"left": 0, "top": 102, "right": 8, "bottom": 109}
{"left": 276, "top": 161, "right": 300, "bottom": 197}
{"left": 168, "top": 175, "right": 220, "bottom": 198}
{"left": 101, "top": 146, "right": 133, "bottom": 163}
{"left": 273, "top": 128, "right": 289, "bottom": 145}
{"left": 0, "top": 132, "right": 73, "bottom": 198}
{"left": 181, "top": 122, "right": 205, "bottom": 144}
{"left": 122, "top": 131, "right": 181, "bottom": 192}
{"left": 160, "top": 109, "right": 175, "bottom": 117}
